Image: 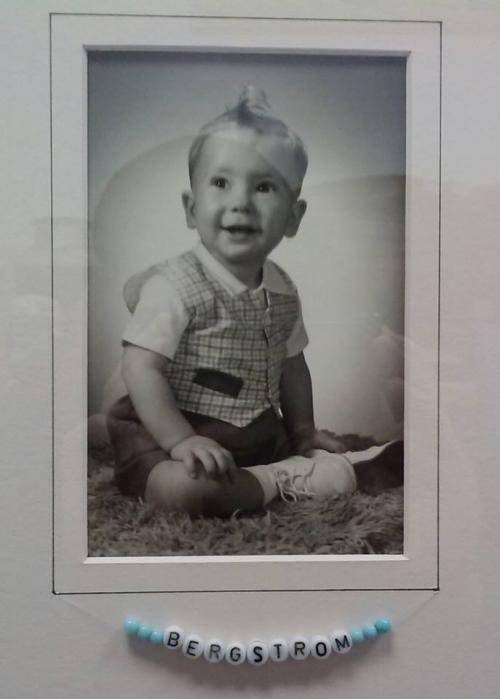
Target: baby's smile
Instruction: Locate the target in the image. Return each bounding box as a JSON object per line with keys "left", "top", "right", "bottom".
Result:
{"left": 222, "top": 224, "right": 260, "bottom": 235}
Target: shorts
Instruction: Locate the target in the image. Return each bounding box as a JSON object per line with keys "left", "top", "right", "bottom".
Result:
{"left": 106, "top": 395, "right": 292, "bottom": 498}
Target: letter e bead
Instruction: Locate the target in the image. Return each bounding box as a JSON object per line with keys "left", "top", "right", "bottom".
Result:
{"left": 182, "top": 633, "right": 204, "bottom": 659}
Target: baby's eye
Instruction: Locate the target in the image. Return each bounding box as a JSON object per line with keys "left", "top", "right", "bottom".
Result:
{"left": 256, "top": 181, "right": 276, "bottom": 193}
{"left": 211, "top": 177, "right": 227, "bottom": 189}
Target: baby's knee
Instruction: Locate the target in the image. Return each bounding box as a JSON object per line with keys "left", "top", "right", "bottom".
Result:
{"left": 144, "top": 460, "right": 226, "bottom": 517}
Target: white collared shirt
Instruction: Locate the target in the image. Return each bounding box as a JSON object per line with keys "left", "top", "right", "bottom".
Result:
{"left": 123, "top": 242, "right": 308, "bottom": 359}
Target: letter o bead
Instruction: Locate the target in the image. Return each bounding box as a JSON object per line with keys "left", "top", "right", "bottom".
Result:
{"left": 246, "top": 640, "right": 269, "bottom": 666}
{"left": 288, "top": 636, "right": 311, "bottom": 661}
{"left": 331, "top": 630, "right": 353, "bottom": 654}
{"left": 163, "top": 625, "right": 185, "bottom": 650}
{"left": 269, "top": 639, "right": 289, "bottom": 663}
{"left": 203, "top": 639, "right": 226, "bottom": 664}
{"left": 182, "top": 633, "right": 204, "bottom": 660}
{"left": 310, "top": 635, "right": 332, "bottom": 660}
{"left": 225, "top": 642, "right": 247, "bottom": 665}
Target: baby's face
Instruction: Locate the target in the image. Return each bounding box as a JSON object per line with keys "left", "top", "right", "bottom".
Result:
{"left": 182, "top": 128, "right": 306, "bottom": 275}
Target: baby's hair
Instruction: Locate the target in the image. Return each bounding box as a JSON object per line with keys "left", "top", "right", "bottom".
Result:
{"left": 188, "top": 86, "right": 308, "bottom": 194}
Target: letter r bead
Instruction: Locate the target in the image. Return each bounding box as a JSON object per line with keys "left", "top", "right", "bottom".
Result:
{"left": 288, "top": 636, "right": 311, "bottom": 660}
{"left": 203, "top": 639, "right": 226, "bottom": 664}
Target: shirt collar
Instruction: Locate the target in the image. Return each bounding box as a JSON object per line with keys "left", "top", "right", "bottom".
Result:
{"left": 193, "top": 242, "right": 293, "bottom": 296}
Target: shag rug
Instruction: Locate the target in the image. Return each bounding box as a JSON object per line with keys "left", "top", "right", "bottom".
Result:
{"left": 88, "top": 435, "right": 403, "bottom": 557}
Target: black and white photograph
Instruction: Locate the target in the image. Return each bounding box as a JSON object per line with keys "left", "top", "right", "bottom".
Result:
{"left": 86, "top": 50, "right": 406, "bottom": 558}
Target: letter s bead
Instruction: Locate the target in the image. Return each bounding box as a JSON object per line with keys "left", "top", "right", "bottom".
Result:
{"left": 246, "top": 640, "right": 269, "bottom": 666}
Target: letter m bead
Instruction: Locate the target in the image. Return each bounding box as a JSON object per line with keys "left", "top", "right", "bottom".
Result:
{"left": 331, "top": 630, "right": 352, "bottom": 654}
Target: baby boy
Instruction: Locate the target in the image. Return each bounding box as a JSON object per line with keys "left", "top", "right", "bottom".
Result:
{"left": 106, "top": 86, "right": 403, "bottom": 517}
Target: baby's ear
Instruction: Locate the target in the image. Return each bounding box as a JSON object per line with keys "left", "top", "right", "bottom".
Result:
{"left": 285, "top": 198, "right": 307, "bottom": 238}
{"left": 182, "top": 190, "right": 197, "bottom": 229}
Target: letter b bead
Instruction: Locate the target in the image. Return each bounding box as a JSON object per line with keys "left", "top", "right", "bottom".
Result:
{"left": 163, "top": 625, "right": 185, "bottom": 650}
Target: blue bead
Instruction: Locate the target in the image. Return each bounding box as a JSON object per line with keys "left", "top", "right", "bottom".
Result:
{"left": 150, "top": 629, "right": 164, "bottom": 644}
{"left": 350, "top": 628, "right": 365, "bottom": 644}
{"left": 374, "top": 618, "right": 392, "bottom": 634}
{"left": 362, "top": 624, "right": 378, "bottom": 640}
{"left": 123, "top": 618, "right": 140, "bottom": 636}
{"left": 137, "top": 624, "right": 153, "bottom": 640}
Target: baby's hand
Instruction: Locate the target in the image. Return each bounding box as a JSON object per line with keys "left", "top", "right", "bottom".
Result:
{"left": 170, "top": 435, "right": 237, "bottom": 481}
{"left": 295, "top": 429, "right": 346, "bottom": 456}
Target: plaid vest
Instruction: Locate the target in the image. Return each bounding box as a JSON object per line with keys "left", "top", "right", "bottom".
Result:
{"left": 125, "top": 251, "right": 299, "bottom": 427}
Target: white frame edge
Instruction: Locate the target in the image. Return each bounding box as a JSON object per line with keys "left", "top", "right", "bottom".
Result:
{"left": 51, "top": 14, "right": 440, "bottom": 593}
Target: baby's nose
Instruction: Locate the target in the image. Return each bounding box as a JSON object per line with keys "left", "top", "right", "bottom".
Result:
{"left": 229, "top": 185, "right": 252, "bottom": 211}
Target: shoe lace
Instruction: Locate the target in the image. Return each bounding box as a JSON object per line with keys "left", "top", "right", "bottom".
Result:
{"left": 273, "top": 461, "right": 317, "bottom": 502}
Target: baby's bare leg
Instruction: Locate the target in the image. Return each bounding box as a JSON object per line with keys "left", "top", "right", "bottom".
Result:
{"left": 144, "top": 459, "right": 265, "bottom": 518}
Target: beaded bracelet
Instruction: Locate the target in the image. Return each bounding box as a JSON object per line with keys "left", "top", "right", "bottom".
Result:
{"left": 124, "top": 616, "right": 391, "bottom": 665}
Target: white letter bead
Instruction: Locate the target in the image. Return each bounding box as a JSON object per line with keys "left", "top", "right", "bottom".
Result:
{"left": 288, "top": 636, "right": 311, "bottom": 660}
{"left": 310, "top": 635, "right": 332, "bottom": 660}
{"left": 225, "top": 642, "right": 247, "bottom": 665}
{"left": 246, "top": 640, "right": 269, "bottom": 666}
{"left": 269, "top": 639, "right": 289, "bottom": 663}
{"left": 163, "top": 625, "right": 185, "bottom": 650}
{"left": 182, "top": 633, "right": 204, "bottom": 659}
{"left": 203, "top": 639, "right": 226, "bottom": 664}
{"left": 331, "top": 630, "right": 353, "bottom": 654}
